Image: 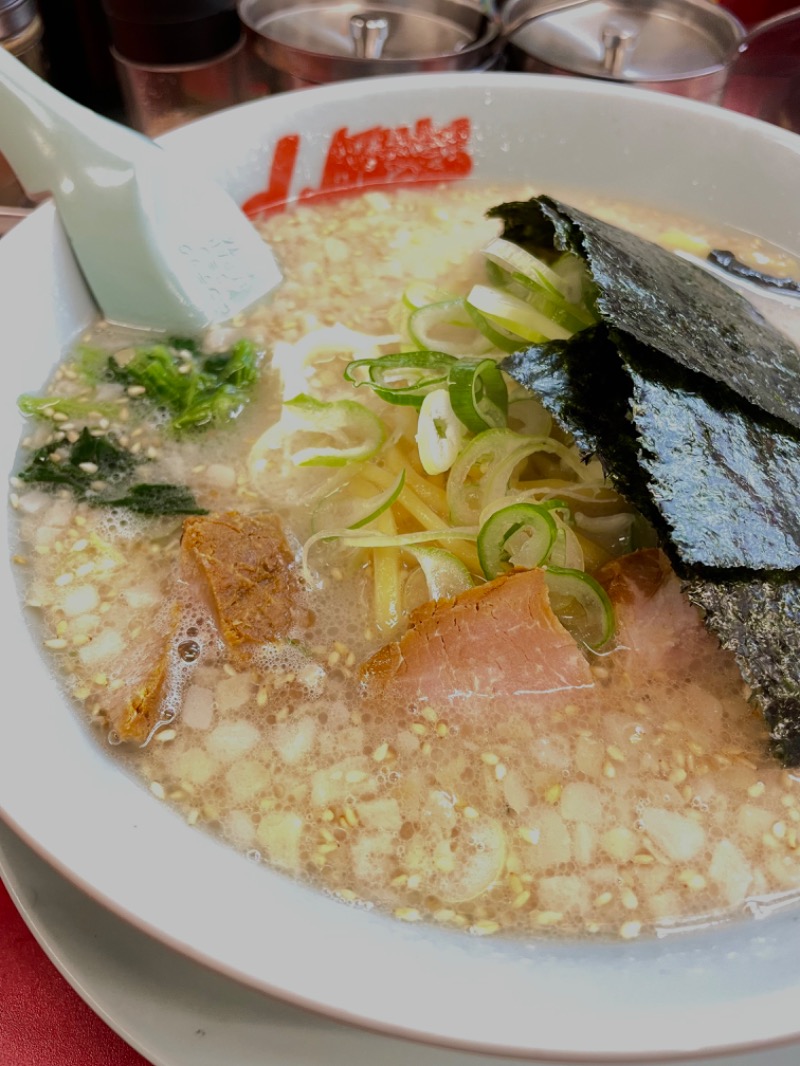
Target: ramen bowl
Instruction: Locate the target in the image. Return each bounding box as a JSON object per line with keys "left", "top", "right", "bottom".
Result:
{"left": 2, "top": 73, "right": 800, "bottom": 1062}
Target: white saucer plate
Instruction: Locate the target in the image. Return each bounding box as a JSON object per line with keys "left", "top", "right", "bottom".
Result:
{"left": 1, "top": 818, "right": 799, "bottom": 1066}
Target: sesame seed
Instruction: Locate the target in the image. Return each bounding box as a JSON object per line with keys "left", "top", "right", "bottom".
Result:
{"left": 748, "top": 781, "right": 766, "bottom": 798}
{"left": 345, "top": 769, "right": 367, "bottom": 784}
{"left": 410, "top": 722, "right": 427, "bottom": 736}
{"left": 420, "top": 705, "right": 438, "bottom": 723}
{"left": 620, "top": 888, "right": 639, "bottom": 910}
{"left": 669, "top": 768, "right": 688, "bottom": 785}
{"left": 471, "top": 920, "right": 500, "bottom": 936}
{"left": 606, "top": 745, "right": 625, "bottom": 763}
{"left": 620, "top": 921, "right": 642, "bottom": 940}
{"left": 772, "top": 821, "right": 787, "bottom": 839}
{"left": 495, "top": 763, "right": 507, "bottom": 781}
{"left": 544, "top": 784, "right": 561, "bottom": 804}
{"left": 395, "top": 908, "right": 421, "bottom": 922}
{"left": 406, "top": 874, "right": 421, "bottom": 889}
{"left": 518, "top": 826, "right": 541, "bottom": 845}
{"left": 535, "top": 911, "right": 563, "bottom": 926}
{"left": 372, "top": 742, "right": 389, "bottom": 762}
{"left": 463, "top": 806, "right": 479, "bottom": 819}
{"left": 481, "top": 752, "right": 499, "bottom": 766}
{"left": 44, "top": 638, "right": 68, "bottom": 650}
{"left": 678, "top": 871, "right": 706, "bottom": 890}
{"left": 156, "top": 729, "right": 177, "bottom": 742}
{"left": 512, "top": 890, "right": 531, "bottom": 909}
{"left": 594, "top": 892, "right": 613, "bottom": 907}
{"left": 150, "top": 782, "right": 165, "bottom": 800}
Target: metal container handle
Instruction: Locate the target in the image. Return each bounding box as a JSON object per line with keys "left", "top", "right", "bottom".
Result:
{"left": 738, "top": 3, "right": 800, "bottom": 53}
{"left": 501, "top": 0, "right": 595, "bottom": 37}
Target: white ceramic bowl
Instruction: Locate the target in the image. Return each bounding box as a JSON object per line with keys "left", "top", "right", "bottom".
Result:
{"left": 3, "top": 73, "right": 800, "bottom": 1062}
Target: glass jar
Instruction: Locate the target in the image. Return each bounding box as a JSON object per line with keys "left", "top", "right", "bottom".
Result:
{"left": 1, "top": 0, "right": 46, "bottom": 208}
{"left": 101, "top": 0, "right": 247, "bottom": 136}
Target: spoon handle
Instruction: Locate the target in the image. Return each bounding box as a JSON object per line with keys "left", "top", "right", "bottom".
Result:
{"left": 0, "top": 44, "right": 151, "bottom": 200}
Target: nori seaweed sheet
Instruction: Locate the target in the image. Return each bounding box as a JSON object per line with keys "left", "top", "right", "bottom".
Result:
{"left": 493, "top": 194, "right": 800, "bottom": 763}
{"left": 501, "top": 326, "right": 662, "bottom": 532}
{"left": 686, "top": 570, "right": 800, "bottom": 765}
{"left": 490, "top": 196, "right": 800, "bottom": 431}
{"left": 502, "top": 329, "right": 800, "bottom": 571}
{"left": 618, "top": 336, "right": 800, "bottom": 571}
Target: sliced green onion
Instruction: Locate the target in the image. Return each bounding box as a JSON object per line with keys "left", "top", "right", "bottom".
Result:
{"left": 546, "top": 522, "right": 585, "bottom": 570}
{"left": 482, "top": 237, "right": 568, "bottom": 299}
{"left": 302, "top": 526, "right": 478, "bottom": 585}
{"left": 513, "top": 285, "right": 596, "bottom": 334}
{"left": 403, "top": 281, "right": 455, "bottom": 310}
{"left": 312, "top": 469, "right": 405, "bottom": 533}
{"left": 466, "top": 285, "right": 573, "bottom": 343}
{"left": 416, "top": 388, "right": 468, "bottom": 475}
{"left": 507, "top": 395, "right": 552, "bottom": 437}
{"left": 574, "top": 511, "right": 636, "bottom": 558}
{"left": 344, "top": 351, "right": 457, "bottom": 408}
{"left": 448, "top": 358, "right": 508, "bottom": 434}
{"left": 404, "top": 545, "right": 475, "bottom": 600}
{"left": 477, "top": 502, "right": 557, "bottom": 580}
{"left": 552, "top": 252, "right": 590, "bottom": 305}
{"left": 282, "top": 394, "right": 386, "bottom": 466}
{"left": 483, "top": 436, "right": 594, "bottom": 503}
{"left": 408, "top": 298, "right": 496, "bottom": 357}
{"left": 543, "top": 565, "right": 615, "bottom": 650}
{"left": 463, "top": 301, "right": 524, "bottom": 354}
{"left": 446, "top": 428, "right": 528, "bottom": 525}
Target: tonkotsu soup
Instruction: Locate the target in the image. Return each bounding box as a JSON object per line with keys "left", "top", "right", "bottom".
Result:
{"left": 10, "top": 183, "right": 800, "bottom": 942}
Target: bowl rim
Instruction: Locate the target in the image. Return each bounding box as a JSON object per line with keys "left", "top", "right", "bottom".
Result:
{"left": 4, "top": 71, "right": 800, "bottom": 1063}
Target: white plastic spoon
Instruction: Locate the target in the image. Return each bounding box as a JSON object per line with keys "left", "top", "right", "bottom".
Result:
{"left": 0, "top": 46, "right": 282, "bottom": 335}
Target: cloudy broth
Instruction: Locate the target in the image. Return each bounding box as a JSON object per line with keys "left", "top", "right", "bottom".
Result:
{"left": 11, "top": 183, "right": 800, "bottom": 941}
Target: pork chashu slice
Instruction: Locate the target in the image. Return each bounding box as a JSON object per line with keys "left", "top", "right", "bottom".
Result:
{"left": 107, "top": 512, "right": 303, "bottom": 744}
{"left": 181, "top": 511, "right": 306, "bottom": 646}
{"left": 594, "top": 547, "right": 746, "bottom": 687}
{"left": 361, "top": 567, "right": 594, "bottom": 708}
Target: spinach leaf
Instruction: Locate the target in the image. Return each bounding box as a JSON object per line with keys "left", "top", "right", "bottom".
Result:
{"left": 108, "top": 337, "right": 260, "bottom": 433}
{"left": 99, "top": 483, "right": 208, "bottom": 516}
{"left": 17, "top": 427, "right": 205, "bottom": 516}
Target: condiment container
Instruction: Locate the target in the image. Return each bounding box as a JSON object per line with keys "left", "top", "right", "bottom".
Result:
{"left": 1, "top": 0, "right": 45, "bottom": 207}
{"left": 101, "top": 0, "right": 246, "bottom": 136}
{"left": 237, "top": 0, "right": 503, "bottom": 93}
{"left": 722, "top": 4, "right": 800, "bottom": 132}
{"left": 502, "top": 0, "right": 745, "bottom": 104}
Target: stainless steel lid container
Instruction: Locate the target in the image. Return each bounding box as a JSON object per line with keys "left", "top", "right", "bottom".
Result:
{"left": 502, "top": 0, "right": 746, "bottom": 103}
{"left": 238, "top": 0, "right": 503, "bottom": 92}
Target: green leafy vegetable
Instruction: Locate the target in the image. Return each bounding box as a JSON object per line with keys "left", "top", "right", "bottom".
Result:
{"left": 17, "top": 427, "right": 205, "bottom": 516}
{"left": 17, "top": 394, "right": 119, "bottom": 421}
{"left": 108, "top": 337, "right": 260, "bottom": 433}
{"left": 100, "top": 483, "right": 208, "bottom": 516}
{"left": 18, "top": 428, "right": 138, "bottom": 495}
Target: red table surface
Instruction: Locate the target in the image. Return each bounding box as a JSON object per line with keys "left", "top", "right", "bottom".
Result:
{"left": 0, "top": 876, "right": 150, "bottom": 1066}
